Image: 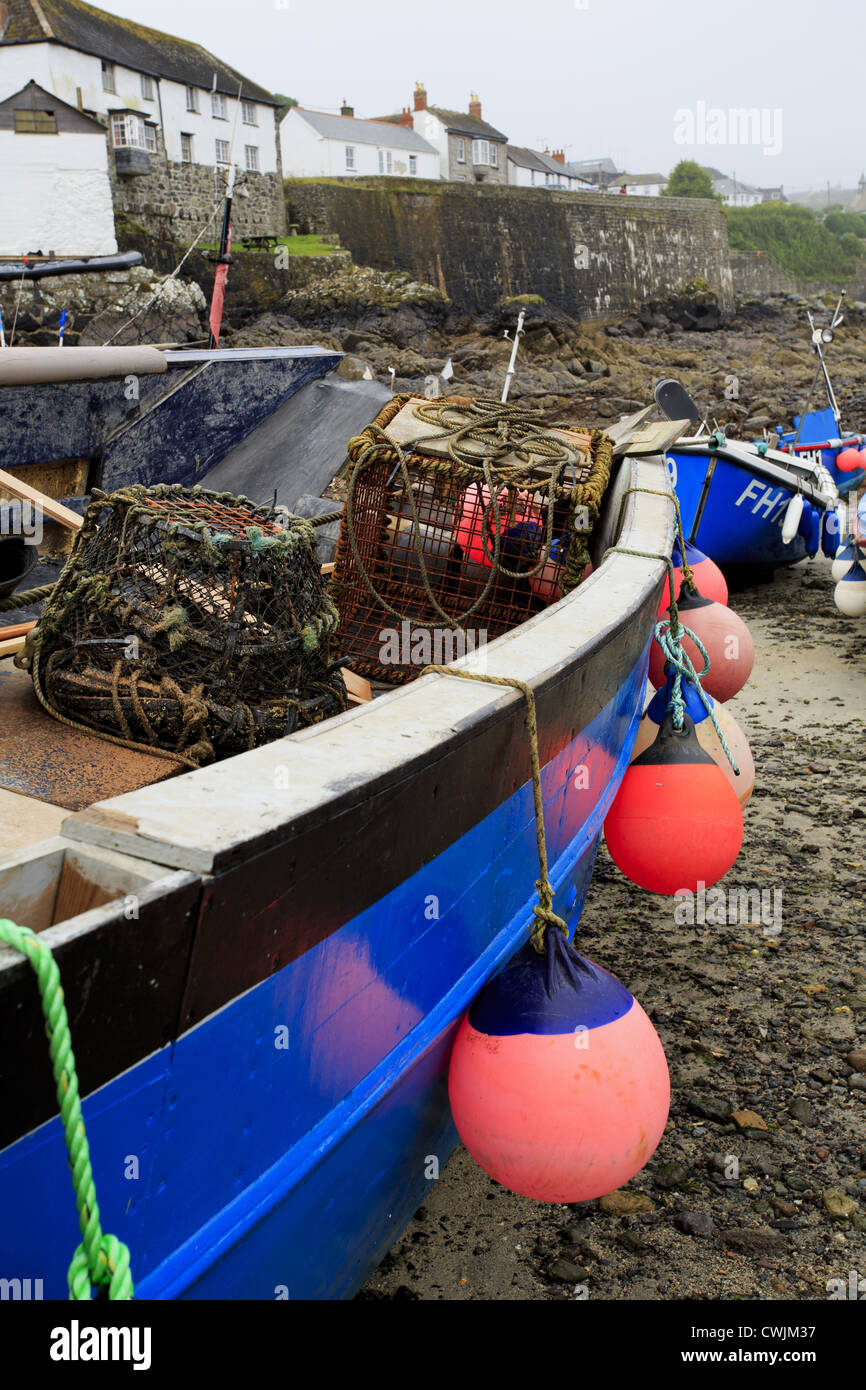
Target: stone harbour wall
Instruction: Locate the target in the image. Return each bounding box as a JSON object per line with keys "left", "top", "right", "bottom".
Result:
{"left": 285, "top": 178, "right": 734, "bottom": 318}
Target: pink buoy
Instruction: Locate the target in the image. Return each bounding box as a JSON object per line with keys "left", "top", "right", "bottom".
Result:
{"left": 454, "top": 484, "right": 539, "bottom": 566}
{"left": 449, "top": 930, "right": 670, "bottom": 1202}
{"left": 837, "top": 447, "right": 863, "bottom": 473}
{"left": 649, "top": 586, "right": 755, "bottom": 702}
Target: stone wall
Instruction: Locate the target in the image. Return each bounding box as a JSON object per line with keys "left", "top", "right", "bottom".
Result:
{"left": 730, "top": 248, "right": 866, "bottom": 303}
{"left": 0, "top": 265, "right": 206, "bottom": 347}
{"left": 107, "top": 124, "right": 286, "bottom": 244}
{"left": 286, "top": 178, "right": 733, "bottom": 318}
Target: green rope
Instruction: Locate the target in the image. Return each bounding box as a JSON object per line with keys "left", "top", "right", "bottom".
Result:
{"left": 421, "top": 666, "right": 567, "bottom": 954}
{"left": 0, "top": 919, "right": 134, "bottom": 1300}
{"left": 0, "top": 583, "right": 56, "bottom": 615}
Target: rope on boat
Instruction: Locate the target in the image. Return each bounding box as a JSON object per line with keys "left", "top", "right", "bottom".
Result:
{"left": 0, "top": 919, "right": 134, "bottom": 1300}
{"left": 0, "top": 583, "right": 56, "bottom": 614}
{"left": 419, "top": 667, "right": 567, "bottom": 956}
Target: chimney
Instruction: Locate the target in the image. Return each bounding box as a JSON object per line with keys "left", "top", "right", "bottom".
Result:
{"left": 552, "top": 149, "right": 565, "bottom": 164}
{"left": 340, "top": 100, "right": 354, "bottom": 118}
{"left": 398, "top": 106, "right": 414, "bottom": 128}
{"left": 468, "top": 92, "right": 482, "bottom": 119}
{"left": 414, "top": 82, "right": 427, "bottom": 112}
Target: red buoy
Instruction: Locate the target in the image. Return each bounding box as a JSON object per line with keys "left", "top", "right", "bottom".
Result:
{"left": 631, "top": 672, "right": 755, "bottom": 806}
{"left": 837, "top": 447, "right": 863, "bottom": 473}
{"left": 604, "top": 713, "right": 743, "bottom": 894}
{"left": 448, "top": 930, "right": 669, "bottom": 1202}
{"left": 659, "top": 538, "right": 728, "bottom": 611}
{"left": 649, "top": 586, "right": 755, "bottom": 702}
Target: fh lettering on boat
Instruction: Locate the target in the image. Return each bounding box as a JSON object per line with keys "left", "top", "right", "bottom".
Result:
{"left": 734, "top": 478, "right": 789, "bottom": 522}
{"left": 49, "top": 1320, "right": 152, "bottom": 1371}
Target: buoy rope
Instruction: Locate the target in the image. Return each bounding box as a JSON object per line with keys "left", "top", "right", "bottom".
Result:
{"left": 603, "top": 542, "right": 739, "bottom": 776}
{"left": 0, "top": 583, "right": 56, "bottom": 615}
{"left": 420, "top": 666, "right": 568, "bottom": 954}
{"left": 0, "top": 919, "right": 134, "bottom": 1299}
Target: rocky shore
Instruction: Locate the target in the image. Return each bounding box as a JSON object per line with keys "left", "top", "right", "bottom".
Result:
{"left": 360, "top": 557, "right": 866, "bottom": 1302}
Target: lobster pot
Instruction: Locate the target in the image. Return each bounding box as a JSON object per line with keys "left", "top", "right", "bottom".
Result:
{"left": 332, "top": 394, "right": 612, "bottom": 684}
{"left": 31, "top": 485, "right": 347, "bottom": 765}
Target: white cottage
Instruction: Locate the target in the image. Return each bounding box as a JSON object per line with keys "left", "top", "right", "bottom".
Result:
{"left": 0, "top": 0, "right": 286, "bottom": 240}
{"left": 281, "top": 105, "right": 439, "bottom": 180}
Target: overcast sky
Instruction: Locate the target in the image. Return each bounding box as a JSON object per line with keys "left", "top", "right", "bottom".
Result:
{"left": 107, "top": 0, "right": 862, "bottom": 190}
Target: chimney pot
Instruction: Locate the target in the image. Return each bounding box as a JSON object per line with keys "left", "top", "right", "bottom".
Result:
{"left": 399, "top": 106, "right": 414, "bottom": 128}
{"left": 414, "top": 82, "right": 427, "bottom": 112}
{"left": 552, "top": 149, "right": 565, "bottom": 164}
{"left": 468, "top": 92, "right": 482, "bottom": 119}
{"left": 340, "top": 101, "right": 354, "bottom": 117}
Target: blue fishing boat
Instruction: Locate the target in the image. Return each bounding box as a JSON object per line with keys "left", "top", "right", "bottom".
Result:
{"left": 0, "top": 350, "right": 674, "bottom": 1300}
{"left": 655, "top": 378, "right": 840, "bottom": 571}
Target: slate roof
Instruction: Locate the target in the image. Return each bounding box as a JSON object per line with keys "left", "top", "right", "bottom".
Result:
{"left": 620, "top": 173, "right": 666, "bottom": 187}
{"left": 0, "top": 77, "right": 105, "bottom": 131}
{"left": 292, "top": 108, "right": 437, "bottom": 153}
{"left": 0, "top": 0, "right": 277, "bottom": 103}
{"left": 506, "top": 145, "right": 582, "bottom": 180}
{"left": 426, "top": 106, "right": 507, "bottom": 142}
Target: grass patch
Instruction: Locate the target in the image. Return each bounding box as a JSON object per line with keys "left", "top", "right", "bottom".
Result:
{"left": 727, "top": 203, "right": 865, "bottom": 281}
{"left": 184, "top": 234, "right": 339, "bottom": 256}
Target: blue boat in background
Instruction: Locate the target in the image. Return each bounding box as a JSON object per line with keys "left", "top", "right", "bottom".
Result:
{"left": 0, "top": 349, "right": 674, "bottom": 1299}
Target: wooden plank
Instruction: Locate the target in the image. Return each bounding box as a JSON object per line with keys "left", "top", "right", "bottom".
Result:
{"left": 613, "top": 418, "right": 691, "bottom": 458}
{"left": 385, "top": 398, "right": 593, "bottom": 474}
{"left": 0, "top": 790, "right": 66, "bottom": 859}
{"left": 606, "top": 405, "right": 656, "bottom": 446}
{"left": 341, "top": 668, "right": 371, "bottom": 705}
{"left": 0, "top": 636, "right": 25, "bottom": 660}
{"left": 0, "top": 621, "right": 36, "bottom": 642}
{"left": 53, "top": 859, "right": 116, "bottom": 924}
{"left": 0, "top": 468, "right": 83, "bottom": 531}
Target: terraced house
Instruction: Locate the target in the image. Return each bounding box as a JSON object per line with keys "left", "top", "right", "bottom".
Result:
{"left": 0, "top": 0, "right": 286, "bottom": 248}
{"left": 411, "top": 84, "right": 508, "bottom": 184}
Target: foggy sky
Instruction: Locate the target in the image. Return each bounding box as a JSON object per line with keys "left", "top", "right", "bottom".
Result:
{"left": 103, "top": 0, "right": 863, "bottom": 190}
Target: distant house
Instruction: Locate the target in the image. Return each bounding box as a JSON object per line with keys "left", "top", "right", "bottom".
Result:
{"left": 412, "top": 85, "right": 507, "bottom": 183}
{"left": 566, "top": 156, "right": 621, "bottom": 189}
{"left": 710, "top": 175, "right": 761, "bottom": 207}
{"left": 616, "top": 173, "right": 666, "bottom": 197}
{"left": 280, "top": 104, "right": 439, "bottom": 179}
{"left": 0, "top": 79, "right": 116, "bottom": 254}
{"left": 0, "top": 0, "right": 286, "bottom": 241}
{"left": 506, "top": 146, "right": 586, "bottom": 190}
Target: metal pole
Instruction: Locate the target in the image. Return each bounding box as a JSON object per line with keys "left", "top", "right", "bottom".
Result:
{"left": 501, "top": 310, "right": 526, "bottom": 403}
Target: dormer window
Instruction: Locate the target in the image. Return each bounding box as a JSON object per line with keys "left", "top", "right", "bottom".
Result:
{"left": 102, "top": 60, "right": 116, "bottom": 94}
{"left": 14, "top": 109, "right": 57, "bottom": 134}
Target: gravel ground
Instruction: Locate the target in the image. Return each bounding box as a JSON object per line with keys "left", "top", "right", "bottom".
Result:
{"left": 360, "top": 556, "right": 866, "bottom": 1301}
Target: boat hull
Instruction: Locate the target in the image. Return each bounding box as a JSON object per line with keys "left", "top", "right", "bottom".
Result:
{"left": 0, "top": 455, "right": 673, "bottom": 1300}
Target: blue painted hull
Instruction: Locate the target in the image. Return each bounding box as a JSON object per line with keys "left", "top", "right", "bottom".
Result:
{"left": 776, "top": 414, "right": 866, "bottom": 497}
{"left": 0, "top": 652, "right": 647, "bottom": 1300}
{"left": 666, "top": 443, "right": 828, "bottom": 569}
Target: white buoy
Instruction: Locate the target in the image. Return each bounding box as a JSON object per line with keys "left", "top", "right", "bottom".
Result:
{"left": 831, "top": 539, "right": 866, "bottom": 583}
{"left": 834, "top": 561, "right": 866, "bottom": 616}
{"left": 781, "top": 494, "right": 804, "bottom": 544}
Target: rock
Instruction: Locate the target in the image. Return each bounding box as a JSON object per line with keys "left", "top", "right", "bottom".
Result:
{"left": 653, "top": 1162, "right": 690, "bottom": 1190}
{"left": 731, "top": 1109, "right": 769, "bottom": 1132}
{"left": 336, "top": 354, "right": 372, "bottom": 381}
{"left": 724, "top": 1227, "right": 788, "bottom": 1257}
{"left": 823, "top": 1190, "right": 859, "bottom": 1220}
{"left": 599, "top": 1190, "right": 654, "bottom": 1216}
{"left": 846, "top": 1049, "right": 866, "bottom": 1074}
{"left": 850, "top": 1075, "right": 866, "bottom": 1092}
{"left": 548, "top": 1257, "right": 590, "bottom": 1283}
{"left": 688, "top": 1097, "right": 732, "bottom": 1124}
{"left": 770, "top": 1197, "right": 797, "bottom": 1217}
{"left": 743, "top": 1177, "right": 760, "bottom": 1193}
{"left": 675, "top": 1210, "right": 715, "bottom": 1238}
{"left": 788, "top": 1097, "right": 815, "bottom": 1123}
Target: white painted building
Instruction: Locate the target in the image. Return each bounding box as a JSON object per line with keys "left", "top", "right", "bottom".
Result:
{"left": 617, "top": 173, "right": 666, "bottom": 197}
{"left": 0, "top": 0, "right": 281, "bottom": 177}
{"left": 0, "top": 79, "right": 116, "bottom": 254}
{"left": 506, "top": 146, "right": 586, "bottom": 190}
{"left": 281, "top": 105, "right": 439, "bottom": 179}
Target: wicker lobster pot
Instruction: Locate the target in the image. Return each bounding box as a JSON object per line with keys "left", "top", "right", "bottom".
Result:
{"left": 30, "top": 485, "right": 347, "bottom": 766}
{"left": 331, "top": 394, "right": 613, "bottom": 684}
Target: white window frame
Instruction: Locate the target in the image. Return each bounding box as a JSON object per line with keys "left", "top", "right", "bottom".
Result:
{"left": 242, "top": 100, "right": 258, "bottom": 126}
{"left": 211, "top": 91, "right": 228, "bottom": 120}
{"left": 141, "top": 73, "right": 154, "bottom": 101}
{"left": 101, "top": 60, "right": 116, "bottom": 94}
{"left": 377, "top": 148, "right": 392, "bottom": 174}
{"left": 345, "top": 145, "right": 355, "bottom": 170}
{"left": 215, "top": 138, "right": 231, "bottom": 165}
{"left": 489, "top": 143, "right": 498, "bottom": 168}
{"left": 244, "top": 144, "right": 260, "bottom": 172}
{"left": 180, "top": 132, "right": 194, "bottom": 163}
{"left": 472, "top": 138, "right": 490, "bottom": 166}
{"left": 456, "top": 137, "right": 465, "bottom": 163}
{"left": 144, "top": 122, "right": 158, "bottom": 153}
{"left": 185, "top": 86, "right": 199, "bottom": 113}
{"left": 409, "top": 154, "right": 417, "bottom": 175}
{"left": 110, "top": 112, "right": 147, "bottom": 150}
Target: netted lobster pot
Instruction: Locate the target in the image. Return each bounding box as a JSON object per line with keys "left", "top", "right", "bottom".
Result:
{"left": 331, "top": 394, "right": 613, "bottom": 684}
{"left": 31, "top": 485, "right": 347, "bottom": 766}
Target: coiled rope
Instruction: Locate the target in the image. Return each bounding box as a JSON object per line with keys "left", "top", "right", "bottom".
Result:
{"left": 0, "top": 919, "right": 134, "bottom": 1299}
